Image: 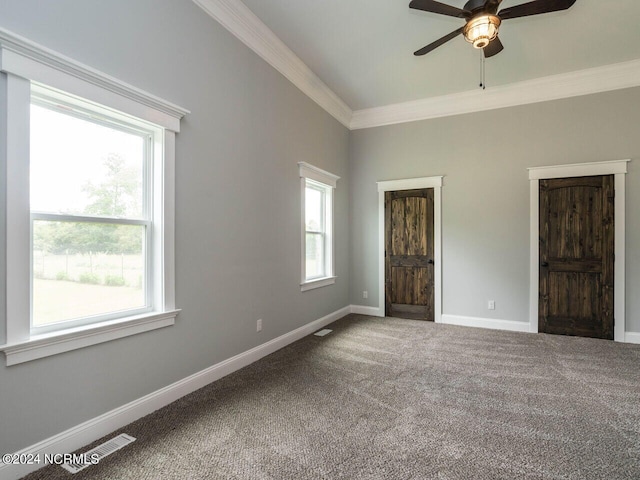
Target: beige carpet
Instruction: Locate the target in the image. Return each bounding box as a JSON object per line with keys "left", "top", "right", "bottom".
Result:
{"left": 23, "top": 314, "right": 640, "bottom": 479}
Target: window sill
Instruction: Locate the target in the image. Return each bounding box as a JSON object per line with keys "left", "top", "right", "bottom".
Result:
{"left": 0, "top": 309, "right": 180, "bottom": 366}
{"left": 300, "top": 276, "right": 336, "bottom": 292}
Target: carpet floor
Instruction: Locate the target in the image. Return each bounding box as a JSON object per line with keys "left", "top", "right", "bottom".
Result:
{"left": 23, "top": 314, "right": 640, "bottom": 479}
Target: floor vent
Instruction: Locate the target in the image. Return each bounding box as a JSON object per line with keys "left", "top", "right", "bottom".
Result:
{"left": 314, "top": 329, "right": 333, "bottom": 337}
{"left": 61, "top": 433, "right": 136, "bottom": 474}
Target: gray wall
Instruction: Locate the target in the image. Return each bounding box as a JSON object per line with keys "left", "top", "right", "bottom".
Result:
{"left": 2, "top": 0, "right": 639, "bottom": 459}
{"left": 350, "top": 87, "right": 640, "bottom": 330}
{"left": 0, "top": 0, "right": 349, "bottom": 453}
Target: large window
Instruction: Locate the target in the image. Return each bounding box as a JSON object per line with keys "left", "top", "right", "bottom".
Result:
{"left": 0, "top": 33, "right": 187, "bottom": 365}
{"left": 299, "top": 162, "right": 339, "bottom": 291}
{"left": 30, "top": 87, "right": 155, "bottom": 333}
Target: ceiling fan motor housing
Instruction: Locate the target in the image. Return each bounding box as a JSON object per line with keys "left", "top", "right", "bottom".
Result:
{"left": 463, "top": 0, "right": 490, "bottom": 13}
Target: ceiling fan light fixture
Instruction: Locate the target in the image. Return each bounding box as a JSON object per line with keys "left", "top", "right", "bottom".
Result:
{"left": 463, "top": 14, "right": 501, "bottom": 49}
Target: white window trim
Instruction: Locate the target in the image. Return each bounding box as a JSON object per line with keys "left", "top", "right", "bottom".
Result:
{"left": 300, "top": 276, "right": 337, "bottom": 292}
{"left": 0, "top": 28, "right": 189, "bottom": 365}
{"left": 527, "top": 159, "right": 629, "bottom": 342}
{"left": 298, "top": 162, "right": 339, "bottom": 291}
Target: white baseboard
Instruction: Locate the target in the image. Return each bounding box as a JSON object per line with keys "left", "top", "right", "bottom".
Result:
{"left": 440, "top": 314, "right": 531, "bottom": 333}
{"left": 0, "top": 305, "right": 351, "bottom": 480}
{"left": 350, "top": 305, "right": 383, "bottom": 317}
{"left": 349, "top": 309, "right": 640, "bottom": 347}
{"left": 349, "top": 308, "right": 531, "bottom": 333}
{"left": 625, "top": 332, "right": 640, "bottom": 344}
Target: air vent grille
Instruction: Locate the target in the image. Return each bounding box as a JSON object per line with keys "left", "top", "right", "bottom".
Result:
{"left": 61, "top": 433, "right": 136, "bottom": 474}
{"left": 314, "top": 329, "right": 333, "bottom": 337}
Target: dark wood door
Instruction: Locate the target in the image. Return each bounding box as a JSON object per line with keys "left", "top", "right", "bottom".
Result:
{"left": 539, "top": 175, "right": 614, "bottom": 339}
{"left": 385, "top": 189, "right": 434, "bottom": 320}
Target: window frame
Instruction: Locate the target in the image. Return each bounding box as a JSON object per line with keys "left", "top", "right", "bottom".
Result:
{"left": 30, "top": 86, "right": 158, "bottom": 334}
{"left": 304, "top": 179, "right": 328, "bottom": 281}
{"left": 0, "top": 31, "right": 188, "bottom": 365}
{"left": 298, "top": 162, "right": 339, "bottom": 291}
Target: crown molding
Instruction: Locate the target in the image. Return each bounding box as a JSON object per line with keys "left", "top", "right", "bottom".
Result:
{"left": 199, "top": 3, "right": 640, "bottom": 130}
{"left": 350, "top": 59, "right": 640, "bottom": 129}
{"left": 193, "top": 0, "right": 353, "bottom": 128}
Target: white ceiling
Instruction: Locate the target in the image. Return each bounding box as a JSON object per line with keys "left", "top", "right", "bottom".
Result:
{"left": 239, "top": 0, "right": 640, "bottom": 110}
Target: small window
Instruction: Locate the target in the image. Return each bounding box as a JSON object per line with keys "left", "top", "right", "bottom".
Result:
{"left": 30, "top": 88, "right": 156, "bottom": 334}
{"left": 298, "top": 162, "right": 339, "bottom": 291}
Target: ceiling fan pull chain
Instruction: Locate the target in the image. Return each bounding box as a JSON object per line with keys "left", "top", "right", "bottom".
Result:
{"left": 479, "top": 51, "right": 486, "bottom": 90}
{"left": 483, "top": 54, "right": 486, "bottom": 90}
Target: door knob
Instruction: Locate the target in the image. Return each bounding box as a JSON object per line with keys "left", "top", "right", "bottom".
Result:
{"left": 428, "top": 259, "right": 434, "bottom": 265}
{"left": 541, "top": 261, "right": 549, "bottom": 267}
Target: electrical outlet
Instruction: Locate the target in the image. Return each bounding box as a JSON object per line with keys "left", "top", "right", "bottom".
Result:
{"left": 256, "top": 319, "right": 262, "bottom": 332}
{"left": 488, "top": 300, "right": 495, "bottom": 310}
{"left": 363, "top": 291, "right": 368, "bottom": 299}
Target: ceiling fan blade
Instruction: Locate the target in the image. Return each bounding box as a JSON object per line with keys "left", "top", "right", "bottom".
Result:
{"left": 409, "top": 0, "right": 469, "bottom": 18}
{"left": 414, "top": 27, "right": 464, "bottom": 56}
{"left": 483, "top": 36, "right": 504, "bottom": 58}
{"left": 498, "top": 0, "right": 576, "bottom": 20}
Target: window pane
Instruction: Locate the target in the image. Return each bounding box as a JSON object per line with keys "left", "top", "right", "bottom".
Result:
{"left": 305, "top": 232, "right": 325, "bottom": 279}
{"left": 30, "top": 103, "right": 145, "bottom": 218}
{"left": 305, "top": 186, "right": 323, "bottom": 232}
{"left": 32, "top": 220, "right": 146, "bottom": 327}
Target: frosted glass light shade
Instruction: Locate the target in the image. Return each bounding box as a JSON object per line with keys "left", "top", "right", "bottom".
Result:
{"left": 464, "top": 15, "right": 501, "bottom": 49}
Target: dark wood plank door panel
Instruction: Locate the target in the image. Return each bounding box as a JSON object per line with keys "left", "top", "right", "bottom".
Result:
{"left": 385, "top": 189, "right": 434, "bottom": 321}
{"left": 539, "top": 175, "right": 614, "bottom": 339}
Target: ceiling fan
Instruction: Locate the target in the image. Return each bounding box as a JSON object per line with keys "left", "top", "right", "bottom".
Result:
{"left": 410, "top": 0, "right": 577, "bottom": 58}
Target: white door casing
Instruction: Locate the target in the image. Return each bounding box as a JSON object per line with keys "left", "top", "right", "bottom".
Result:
{"left": 377, "top": 176, "right": 443, "bottom": 322}
{"left": 528, "top": 160, "right": 629, "bottom": 342}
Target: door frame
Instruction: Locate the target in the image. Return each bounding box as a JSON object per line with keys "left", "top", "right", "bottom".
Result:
{"left": 528, "top": 160, "right": 629, "bottom": 342}
{"left": 377, "top": 176, "right": 443, "bottom": 322}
